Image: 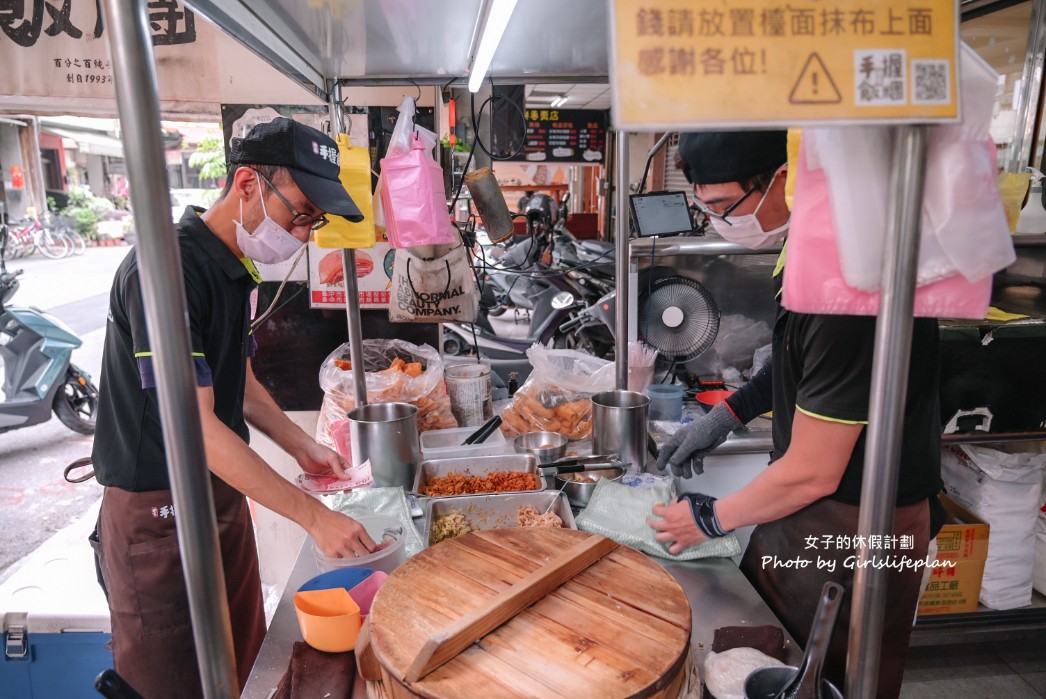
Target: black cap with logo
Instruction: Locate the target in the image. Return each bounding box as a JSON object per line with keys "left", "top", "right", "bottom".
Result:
{"left": 229, "top": 117, "right": 363, "bottom": 222}
{"left": 677, "top": 131, "right": 787, "bottom": 186}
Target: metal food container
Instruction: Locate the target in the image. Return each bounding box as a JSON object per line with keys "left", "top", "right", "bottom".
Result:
{"left": 424, "top": 491, "right": 576, "bottom": 547}
{"left": 554, "top": 466, "right": 627, "bottom": 508}
{"left": 413, "top": 454, "right": 543, "bottom": 498}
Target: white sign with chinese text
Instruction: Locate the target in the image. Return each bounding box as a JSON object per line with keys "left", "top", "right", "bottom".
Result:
{"left": 610, "top": 0, "right": 959, "bottom": 129}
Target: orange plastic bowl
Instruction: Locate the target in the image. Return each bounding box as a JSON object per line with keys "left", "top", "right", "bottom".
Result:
{"left": 695, "top": 389, "right": 735, "bottom": 406}
{"left": 293, "top": 588, "right": 362, "bottom": 652}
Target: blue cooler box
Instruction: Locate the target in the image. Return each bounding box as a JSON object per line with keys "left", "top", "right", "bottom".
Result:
{"left": 1, "top": 524, "right": 112, "bottom": 698}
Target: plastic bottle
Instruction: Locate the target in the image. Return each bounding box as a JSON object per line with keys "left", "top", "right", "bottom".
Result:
{"left": 1015, "top": 167, "right": 1046, "bottom": 234}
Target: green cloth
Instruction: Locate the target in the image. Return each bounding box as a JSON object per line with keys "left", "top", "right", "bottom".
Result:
{"left": 576, "top": 479, "right": 741, "bottom": 561}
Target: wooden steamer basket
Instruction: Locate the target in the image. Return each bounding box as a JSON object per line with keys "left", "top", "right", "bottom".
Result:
{"left": 358, "top": 528, "right": 692, "bottom": 698}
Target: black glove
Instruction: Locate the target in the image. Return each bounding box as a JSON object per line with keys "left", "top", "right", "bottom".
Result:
{"left": 656, "top": 402, "right": 742, "bottom": 478}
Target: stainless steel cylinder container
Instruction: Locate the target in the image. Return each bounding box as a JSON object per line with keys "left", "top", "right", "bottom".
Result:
{"left": 591, "top": 390, "right": 650, "bottom": 471}
{"left": 347, "top": 402, "right": 421, "bottom": 488}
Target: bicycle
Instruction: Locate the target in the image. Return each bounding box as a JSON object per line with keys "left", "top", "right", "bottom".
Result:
{"left": 5, "top": 219, "right": 37, "bottom": 258}
{"left": 53, "top": 216, "right": 86, "bottom": 256}
{"left": 19, "top": 216, "right": 71, "bottom": 259}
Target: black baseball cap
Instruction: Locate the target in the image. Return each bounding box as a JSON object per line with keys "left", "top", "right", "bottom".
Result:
{"left": 677, "top": 131, "right": 787, "bottom": 185}
{"left": 229, "top": 117, "right": 363, "bottom": 222}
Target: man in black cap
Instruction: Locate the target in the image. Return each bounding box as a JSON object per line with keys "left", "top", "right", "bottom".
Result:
{"left": 648, "top": 131, "right": 943, "bottom": 699}
{"left": 92, "top": 117, "right": 372, "bottom": 698}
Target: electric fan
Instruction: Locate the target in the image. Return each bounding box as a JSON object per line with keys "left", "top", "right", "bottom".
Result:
{"left": 638, "top": 276, "right": 720, "bottom": 361}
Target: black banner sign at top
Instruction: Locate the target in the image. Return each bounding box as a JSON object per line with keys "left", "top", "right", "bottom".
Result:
{"left": 506, "top": 108, "right": 609, "bottom": 164}
{"left": 0, "top": 0, "right": 197, "bottom": 48}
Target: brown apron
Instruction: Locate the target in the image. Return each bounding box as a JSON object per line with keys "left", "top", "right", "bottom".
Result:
{"left": 739, "top": 497, "right": 930, "bottom": 699}
{"left": 97, "top": 476, "right": 266, "bottom": 699}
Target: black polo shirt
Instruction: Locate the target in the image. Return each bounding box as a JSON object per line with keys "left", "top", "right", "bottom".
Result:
{"left": 769, "top": 287, "right": 943, "bottom": 506}
{"left": 92, "top": 207, "right": 260, "bottom": 492}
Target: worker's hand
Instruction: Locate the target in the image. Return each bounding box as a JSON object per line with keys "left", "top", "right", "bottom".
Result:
{"left": 647, "top": 499, "right": 708, "bottom": 555}
{"left": 297, "top": 440, "right": 350, "bottom": 479}
{"left": 310, "top": 508, "right": 377, "bottom": 558}
{"left": 656, "top": 402, "right": 741, "bottom": 478}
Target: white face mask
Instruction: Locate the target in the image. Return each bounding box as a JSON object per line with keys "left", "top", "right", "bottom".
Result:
{"left": 708, "top": 172, "right": 789, "bottom": 249}
{"left": 234, "top": 172, "right": 306, "bottom": 264}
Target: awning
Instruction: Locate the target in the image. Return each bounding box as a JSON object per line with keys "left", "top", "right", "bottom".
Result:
{"left": 39, "top": 125, "right": 124, "bottom": 158}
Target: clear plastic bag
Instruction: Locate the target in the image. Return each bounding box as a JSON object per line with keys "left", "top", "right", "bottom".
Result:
{"left": 499, "top": 346, "right": 615, "bottom": 440}
{"left": 315, "top": 339, "right": 457, "bottom": 450}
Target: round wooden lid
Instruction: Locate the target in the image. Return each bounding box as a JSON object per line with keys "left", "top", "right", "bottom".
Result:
{"left": 368, "top": 528, "right": 692, "bottom": 698}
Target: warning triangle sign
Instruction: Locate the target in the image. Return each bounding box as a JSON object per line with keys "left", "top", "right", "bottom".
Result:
{"left": 789, "top": 53, "right": 842, "bottom": 105}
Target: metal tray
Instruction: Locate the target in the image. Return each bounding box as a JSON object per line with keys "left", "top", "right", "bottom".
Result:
{"left": 424, "top": 491, "right": 576, "bottom": 547}
{"left": 412, "top": 454, "right": 542, "bottom": 498}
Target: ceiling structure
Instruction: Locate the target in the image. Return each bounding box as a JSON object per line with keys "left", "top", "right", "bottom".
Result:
{"left": 525, "top": 84, "right": 611, "bottom": 111}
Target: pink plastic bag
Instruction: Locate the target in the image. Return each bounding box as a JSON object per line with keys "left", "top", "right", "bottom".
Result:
{"left": 781, "top": 140, "right": 991, "bottom": 319}
{"left": 380, "top": 133, "right": 457, "bottom": 248}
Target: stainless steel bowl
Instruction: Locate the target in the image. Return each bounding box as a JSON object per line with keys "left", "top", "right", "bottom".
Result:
{"left": 514, "top": 431, "right": 568, "bottom": 465}
{"left": 554, "top": 466, "right": 626, "bottom": 508}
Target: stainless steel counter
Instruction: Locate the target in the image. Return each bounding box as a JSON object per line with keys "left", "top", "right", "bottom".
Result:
{"left": 242, "top": 535, "right": 801, "bottom": 697}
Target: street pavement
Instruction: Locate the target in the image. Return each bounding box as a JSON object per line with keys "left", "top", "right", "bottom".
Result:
{"left": 0, "top": 247, "right": 129, "bottom": 580}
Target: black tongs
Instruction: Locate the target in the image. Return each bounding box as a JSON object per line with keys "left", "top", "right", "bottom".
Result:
{"left": 461, "top": 415, "right": 503, "bottom": 445}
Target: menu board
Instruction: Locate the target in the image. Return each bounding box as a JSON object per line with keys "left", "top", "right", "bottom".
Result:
{"left": 508, "top": 109, "right": 608, "bottom": 163}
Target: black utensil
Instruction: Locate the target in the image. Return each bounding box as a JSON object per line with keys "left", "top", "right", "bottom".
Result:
{"left": 772, "top": 582, "right": 845, "bottom": 699}
{"left": 461, "top": 415, "right": 502, "bottom": 445}
{"left": 540, "top": 462, "right": 628, "bottom": 476}
{"left": 548, "top": 454, "right": 617, "bottom": 469}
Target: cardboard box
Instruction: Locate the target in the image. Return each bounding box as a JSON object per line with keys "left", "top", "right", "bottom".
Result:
{"left": 917, "top": 495, "right": 990, "bottom": 616}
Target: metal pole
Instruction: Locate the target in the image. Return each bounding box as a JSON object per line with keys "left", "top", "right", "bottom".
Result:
{"left": 1006, "top": 0, "right": 1046, "bottom": 173}
{"left": 614, "top": 130, "right": 630, "bottom": 389}
{"left": 329, "top": 82, "right": 369, "bottom": 408}
{"left": 601, "top": 130, "right": 615, "bottom": 242}
{"left": 845, "top": 125, "right": 928, "bottom": 699}
{"left": 100, "top": 1, "right": 237, "bottom": 697}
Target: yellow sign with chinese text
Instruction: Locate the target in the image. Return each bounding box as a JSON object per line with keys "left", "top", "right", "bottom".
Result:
{"left": 610, "top": 0, "right": 959, "bottom": 129}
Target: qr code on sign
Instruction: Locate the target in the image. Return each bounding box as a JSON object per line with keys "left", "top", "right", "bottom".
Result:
{"left": 913, "top": 60, "right": 951, "bottom": 105}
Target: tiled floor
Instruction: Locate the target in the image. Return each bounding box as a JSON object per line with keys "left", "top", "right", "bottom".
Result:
{"left": 900, "top": 640, "right": 1046, "bottom": 698}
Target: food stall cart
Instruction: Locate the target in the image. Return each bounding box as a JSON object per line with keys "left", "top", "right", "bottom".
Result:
{"left": 94, "top": 0, "right": 1046, "bottom": 697}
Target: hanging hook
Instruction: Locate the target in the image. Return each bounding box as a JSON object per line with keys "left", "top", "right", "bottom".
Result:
{"left": 407, "top": 78, "right": 422, "bottom": 103}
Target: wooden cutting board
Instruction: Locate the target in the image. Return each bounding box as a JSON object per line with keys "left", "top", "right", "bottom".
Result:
{"left": 366, "top": 528, "right": 692, "bottom": 698}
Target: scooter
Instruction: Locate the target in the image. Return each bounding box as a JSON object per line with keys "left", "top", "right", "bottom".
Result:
{"left": 0, "top": 218, "right": 98, "bottom": 435}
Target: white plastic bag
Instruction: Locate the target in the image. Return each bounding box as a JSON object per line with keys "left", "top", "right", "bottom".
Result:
{"left": 810, "top": 42, "right": 1015, "bottom": 292}
{"left": 921, "top": 45, "right": 1016, "bottom": 283}
{"left": 942, "top": 444, "right": 1046, "bottom": 610}
{"left": 704, "top": 648, "right": 785, "bottom": 699}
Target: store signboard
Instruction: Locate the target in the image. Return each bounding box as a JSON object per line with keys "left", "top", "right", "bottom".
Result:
{"left": 506, "top": 109, "right": 608, "bottom": 163}
{"left": 610, "top": 0, "right": 959, "bottom": 129}
{"left": 308, "top": 242, "right": 395, "bottom": 309}
{"left": 0, "top": 1, "right": 218, "bottom": 106}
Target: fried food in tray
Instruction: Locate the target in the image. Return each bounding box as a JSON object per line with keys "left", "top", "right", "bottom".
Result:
{"left": 419, "top": 470, "right": 539, "bottom": 497}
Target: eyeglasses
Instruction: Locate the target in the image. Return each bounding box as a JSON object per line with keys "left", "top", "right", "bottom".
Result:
{"left": 693, "top": 185, "right": 760, "bottom": 227}
{"left": 254, "top": 170, "right": 329, "bottom": 230}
